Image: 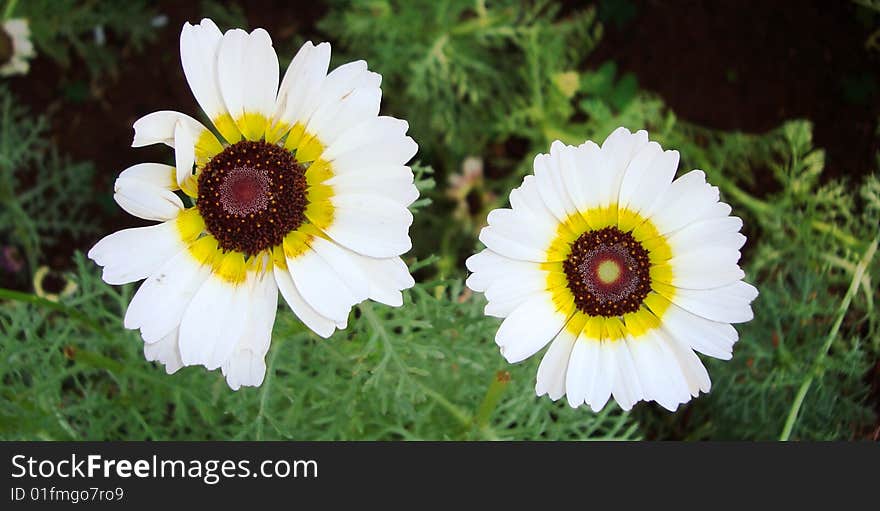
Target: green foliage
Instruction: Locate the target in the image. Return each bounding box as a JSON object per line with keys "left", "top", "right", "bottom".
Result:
{"left": 15, "top": 0, "right": 157, "bottom": 77}
{"left": 0, "top": 87, "right": 97, "bottom": 280}
{"left": 200, "top": 0, "right": 248, "bottom": 32}
{"left": 0, "top": 255, "right": 639, "bottom": 440}
{"left": 319, "top": 0, "right": 602, "bottom": 166}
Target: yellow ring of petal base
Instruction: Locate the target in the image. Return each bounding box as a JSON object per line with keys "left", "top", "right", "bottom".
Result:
{"left": 175, "top": 120, "right": 338, "bottom": 285}
{"left": 542, "top": 205, "right": 676, "bottom": 341}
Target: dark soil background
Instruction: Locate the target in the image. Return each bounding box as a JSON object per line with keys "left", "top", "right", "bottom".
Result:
{"left": 7, "top": 0, "right": 880, "bottom": 272}
{"left": 590, "top": 0, "right": 879, "bottom": 180}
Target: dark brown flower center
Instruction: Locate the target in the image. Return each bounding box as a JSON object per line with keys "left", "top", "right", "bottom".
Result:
{"left": 197, "top": 140, "right": 307, "bottom": 256}
{"left": 562, "top": 226, "right": 651, "bottom": 317}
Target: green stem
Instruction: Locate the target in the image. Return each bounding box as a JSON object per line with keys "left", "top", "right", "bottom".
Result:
{"left": 779, "top": 232, "right": 879, "bottom": 441}
{"left": 473, "top": 370, "right": 510, "bottom": 430}
{"left": 0, "top": 287, "right": 113, "bottom": 338}
{"left": 255, "top": 346, "right": 278, "bottom": 441}
{"left": 3, "top": 0, "right": 18, "bottom": 19}
{"left": 711, "top": 173, "right": 774, "bottom": 216}
{"left": 414, "top": 379, "right": 471, "bottom": 427}
{"left": 810, "top": 220, "right": 862, "bottom": 249}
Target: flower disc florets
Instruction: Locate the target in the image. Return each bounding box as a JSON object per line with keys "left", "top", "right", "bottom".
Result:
{"left": 197, "top": 140, "right": 307, "bottom": 256}
{"left": 562, "top": 226, "right": 651, "bottom": 317}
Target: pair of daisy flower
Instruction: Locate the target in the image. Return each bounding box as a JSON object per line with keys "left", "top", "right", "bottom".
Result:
{"left": 90, "top": 19, "right": 757, "bottom": 412}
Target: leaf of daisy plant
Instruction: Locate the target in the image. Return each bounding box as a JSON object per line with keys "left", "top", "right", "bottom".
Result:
{"left": 466, "top": 127, "right": 759, "bottom": 413}
{"left": 88, "top": 18, "right": 419, "bottom": 390}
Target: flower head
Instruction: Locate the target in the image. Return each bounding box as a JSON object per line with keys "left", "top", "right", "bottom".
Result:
{"left": 447, "top": 156, "right": 496, "bottom": 234}
{"left": 33, "top": 266, "right": 77, "bottom": 302}
{"left": 89, "top": 19, "right": 418, "bottom": 389}
{"left": 466, "top": 127, "right": 757, "bottom": 412}
{"left": 0, "top": 245, "right": 24, "bottom": 273}
{"left": 0, "top": 19, "right": 35, "bottom": 77}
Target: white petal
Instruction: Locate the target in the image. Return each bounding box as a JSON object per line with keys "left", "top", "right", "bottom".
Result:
{"left": 479, "top": 207, "right": 556, "bottom": 262}
{"left": 660, "top": 303, "right": 739, "bottom": 360}
{"left": 609, "top": 340, "right": 644, "bottom": 411}
{"left": 274, "top": 265, "right": 337, "bottom": 338}
{"left": 704, "top": 201, "right": 733, "bottom": 219}
{"left": 619, "top": 144, "right": 679, "bottom": 216}
{"left": 486, "top": 291, "right": 551, "bottom": 320}
{"left": 117, "top": 162, "right": 177, "bottom": 189}
{"left": 533, "top": 149, "right": 576, "bottom": 222}
{"left": 272, "top": 41, "right": 331, "bottom": 130}
{"left": 594, "top": 154, "right": 621, "bottom": 209}
{"left": 662, "top": 332, "right": 711, "bottom": 397}
{"left": 308, "top": 237, "right": 370, "bottom": 302}
{"left": 345, "top": 252, "right": 414, "bottom": 307}
{"left": 131, "top": 111, "right": 209, "bottom": 149}
{"left": 4, "top": 20, "right": 29, "bottom": 39}
{"left": 668, "top": 247, "right": 745, "bottom": 289}
{"left": 323, "top": 116, "right": 415, "bottom": 165}
{"left": 495, "top": 293, "right": 569, "bottom": 363}
{"left": 477, "top": 196, "right": 558, "bottom": 263}
{"left": 477, "top": 228, "right": 546, "bottom": 263}
{"left": 174, "top": 120, "right": 196, "bottom": 189}
{"left": 309, "top": 60, "right": 381, "bottom": 121}
{"left": 546, "top": 142, "right": 581, "bottom": 217}
{"left": 588, "top": 342, "right": 615, "bottom": 412}
{"left": 217, "top": 28, "right": 279, "bottom": 139}
{"left": 485, "top": 208, "right": 552, "bottom": 251}
{"left": 465, "top": 249, "right": 539, "bottom": 293}
{"left": 667, "top": 280, "right": 758, "bottom": 324}
{"left": 325, "top": 165, "right": 418, "bottom": 207}
{"left": 330, "top": 133, "right": 418, "bottom": 171}
{"left": 483, "top": 261, "right": 548, "bottom": 318}
{"left": 285, "top": 60, "right": 380, "bottom": 140}
{"left": 626, "top": 333, "right": 687, "bottom": 412}
{"left": 599, "top": 127, "right": 649, "bottom": 206}
{"left": 535, "top": 328, "right": 577, "bottom": 401}
{"left": 124, "top": 249, "right": 212, "bottom": 343}
{"left": 563, "top": 333, "right": 614, "bottom": 412}
{"left": 667, "top": 216, "right": 745, "bottom": 254}
{"left": 306, "top": 87, "right": 381, "bottom": 148}
{"left": 222, "top": 271, "right": 278, "bottom": 390}
{"left": 565, "top": 336, "right": 599, "bottom": 408}
{"left": 624, "top": 336, "right": 665, "bottom": 408}
{"left": 179, "top": 274, "right": 252, "bottom": 370}
{"left": 143, "top": 328, "right": 185, "bottom": 375}
{"left": 509, "top": 175, "right": 559, "bottom": 233}
{"left": 652, "top": 331, "right": 695, "bottom": 405}
{"left": 601, "top": 127, "right": 650, "bottom": 172}
{"left": 222, "top": 349, "right": 266, "bottom": 391}
{"left": 286, "top": 245, "right": 360, "bottom": 324}
{"left": 648, "top": 170, "right": 720, "bottom": 234}
{"left": 88, "top": 221, "right": 183, "bottom": 285}
{"left": 568, "top": 140, "right": 604, "bottom": 211}
{"left": 180, "top": 19, "right": 226, "bottom": 123}
{"left": 323, "top": 194, "right": 413, "bottom": 258}
{"left": 114, "top": 178, "right": 183, "bottom": 221}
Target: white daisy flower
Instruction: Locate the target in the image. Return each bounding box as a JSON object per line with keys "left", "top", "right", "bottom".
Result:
{"left": 89, "top": 19, "right": 418, "bottom": 390}
{"left": 0, "top": 18, "right": 36, "bottom": 77}
{"left": 466, "top": 127, "right": 758, "bottom": 412}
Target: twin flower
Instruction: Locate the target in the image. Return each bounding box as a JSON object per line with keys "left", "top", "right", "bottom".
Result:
{"left": 89, "top": 19, "right": 757, "bottom": 412}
